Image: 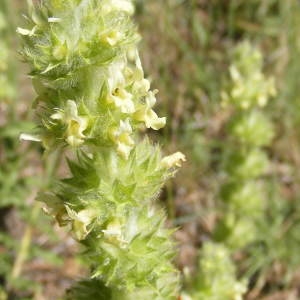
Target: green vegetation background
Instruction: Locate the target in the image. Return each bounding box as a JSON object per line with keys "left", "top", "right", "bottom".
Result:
{"left": 1, "top": 0, "right": 300, "bottom": 299}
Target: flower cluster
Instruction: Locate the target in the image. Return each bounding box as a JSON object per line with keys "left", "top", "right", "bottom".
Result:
{"left": 215, "top": 41, "right": 276, "bottom": 249}
{"left": 221, "top": 41, "right": 276, "bottom": 109}
{"left": 18, "top": 0, "right": 166, "bottom": 159}
{"left": 19, "top": 0, "right": 185, "bottom": 299}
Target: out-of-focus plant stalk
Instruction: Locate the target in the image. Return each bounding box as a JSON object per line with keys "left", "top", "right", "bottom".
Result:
{"left": 215, "top": 41, "right": 276, "bottom": 250}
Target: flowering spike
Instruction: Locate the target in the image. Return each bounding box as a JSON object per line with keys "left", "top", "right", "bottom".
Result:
{"left": 215, "top": 41, "right": 276, "bottom": 249}
{"left": 19, "top": 0, "right": 184, "bottom": 298}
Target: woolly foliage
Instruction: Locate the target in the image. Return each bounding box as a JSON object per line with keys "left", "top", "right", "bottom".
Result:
{"left": 39, "top": 140, "right": 179, "bottom": 297}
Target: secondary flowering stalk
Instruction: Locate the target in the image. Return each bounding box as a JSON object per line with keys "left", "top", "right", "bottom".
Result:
{"left": 215, "top": 41, "right": 276, "bottom": 249}
{"left": 180, "top": 41, "right": 275, "bottom": 300}
{"left": 18, "top": 0, "right": 185, "bottom": 299}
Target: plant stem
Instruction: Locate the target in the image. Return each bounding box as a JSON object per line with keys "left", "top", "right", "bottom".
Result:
{"left": 10, "top": 149, "right": 61, "bottom": 281}
{"left": 11, "top": 203, "right": 40, "bottom": 279}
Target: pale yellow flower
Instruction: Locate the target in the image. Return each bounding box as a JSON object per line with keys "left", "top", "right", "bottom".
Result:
{"left": 161, "top": 152, "right": 186, "bottom": 169}
{"left": 110, "top": 119, "right": 135, "bottom": 159}
{"left": 51, "top": 100, "right": 88, "bottom": 147}
{"left": 38, "top": 193, "right": 68, "bottom": 227}
{"left": 125, "top": 50, "right": 144, "bottom": 84}
{"left": 107, "top": 60, "right": 126, "bottom": 89}
{"left": 234, "top": 282, "right": 248, "bottom": 300}
{"left": 102, "top": 0, "right": 135, "bottom": 15}
{"left": 134, "top": 91, "right": 166, "bottom": 130}
{"left": 16, "top": 26, "right": 36, "bottom": 36}
{"left": 100, "top": 30, "right": 123, "bottom": 46}
{"left": 107, "top": 87, "right": 135, "bottom": 114}
{"left": 20, "top": 133, "right": 42, "bottom": 142}
{"left": 179, "top": 293, "right": 192, "bottom": 300}
{"left": 66, "top": 207, "right": 97, "bottom": 240}
{"left": 102, "top": 219, "right": 127, "bottom": 248}
{"left": 133, "top": 78, "right": 151, "bottom": 96}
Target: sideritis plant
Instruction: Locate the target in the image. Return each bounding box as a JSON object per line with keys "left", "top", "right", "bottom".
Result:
{"left": 18, "top": 0, "right": 185, "bottom": 299}
{"left": 215, "top": 41, "right": 276, "bottom": 249}
{"left": 180, "top": 41, "right": 275, "bottom": 300}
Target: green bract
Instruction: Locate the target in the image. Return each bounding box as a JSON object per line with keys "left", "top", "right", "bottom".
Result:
{"left": 19, "top": 0, "right": 185, "bottom": 299}
{"left": 39, "top": 142, "right": 179, "bottom": 297}
{"left": 220, "top": 181, "right": 265, "bottom": 216}
{"left": 215, "top": 214, "right": 257, "bottom": 250}
{"left": 224, "top": 149, "right": 269, "bottom": 180}
{"left": 228, "top": 110, "right": 274, "bottom": 147}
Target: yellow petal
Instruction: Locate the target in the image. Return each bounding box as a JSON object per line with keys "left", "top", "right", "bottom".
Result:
{"left": 162, "top": 152, "right": 186, "bottom": 169}
{"left": 145, "top": 110, "right": 166, "bottom": 130}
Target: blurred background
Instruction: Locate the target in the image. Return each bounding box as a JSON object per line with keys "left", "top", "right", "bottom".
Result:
{"left": 1, "top": 0, "right": 300, "bottom": 299}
